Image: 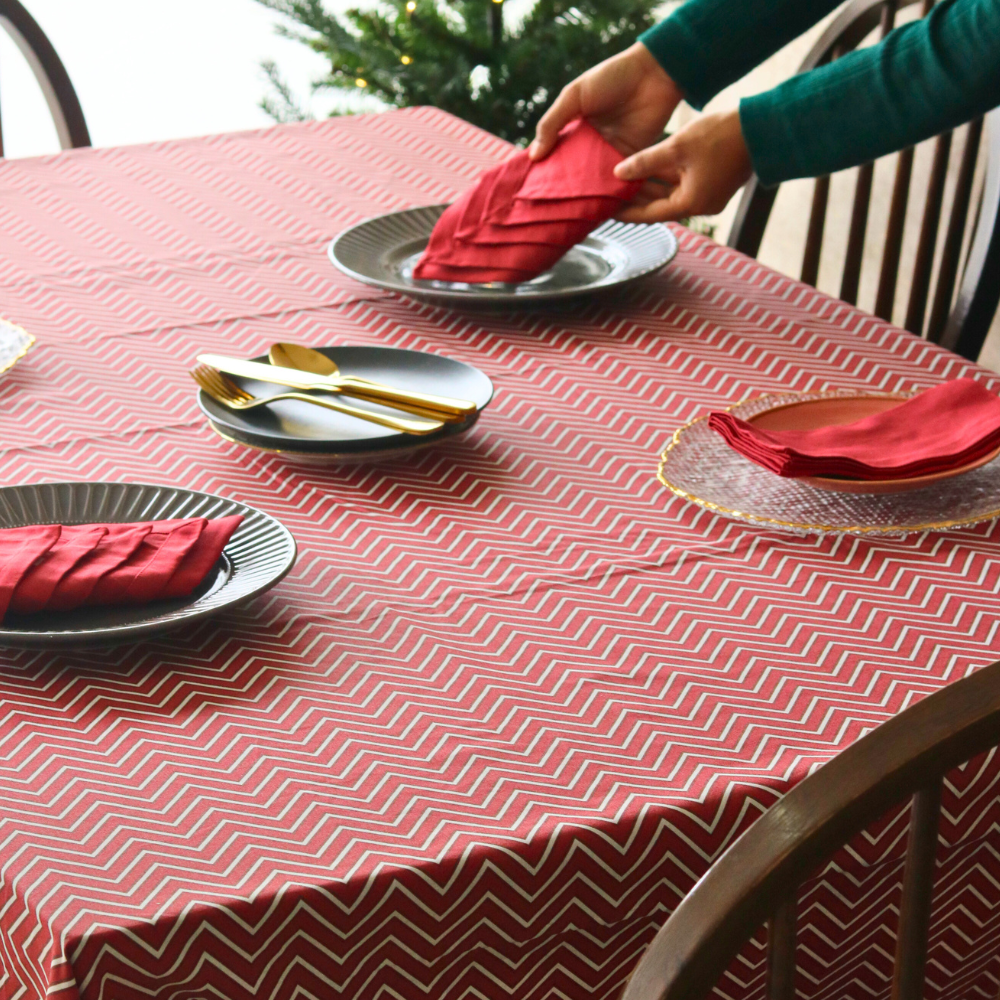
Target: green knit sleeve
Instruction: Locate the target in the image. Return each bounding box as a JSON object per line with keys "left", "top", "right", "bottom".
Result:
{"left": 740, "top": 0, "right": 1000, "bottom": 185}
{"left": 639, "top": 0, "right": 843, "bottom": 110}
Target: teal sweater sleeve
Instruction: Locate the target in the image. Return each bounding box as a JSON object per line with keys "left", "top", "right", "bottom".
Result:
{"left": 740, "top": 0, "right": 1000, "bottom": 185}
{"left": 639, "top": 0, "right": 844, "bottom": 110}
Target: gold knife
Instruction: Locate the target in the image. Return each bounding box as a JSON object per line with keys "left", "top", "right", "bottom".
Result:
{"left": 197, "top": 354, "right": 477, "bottom": 419}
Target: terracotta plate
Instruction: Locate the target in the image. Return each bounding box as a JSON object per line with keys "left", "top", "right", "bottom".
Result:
{"left": 747, "top": 395, "right": 1000, "bottom": 494}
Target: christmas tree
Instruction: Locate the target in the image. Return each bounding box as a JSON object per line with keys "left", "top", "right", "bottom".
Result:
{"left": 256, "top": 0, "right": 661, "bottom": 144}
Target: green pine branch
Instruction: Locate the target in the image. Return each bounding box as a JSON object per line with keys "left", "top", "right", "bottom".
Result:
{"left": 256, "top": 0, "right": 660, "bottom": 143}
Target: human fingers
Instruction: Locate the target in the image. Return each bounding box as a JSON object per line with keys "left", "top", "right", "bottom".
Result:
{"left": 617, "top": 186, "right": 693, "bottom": 223}
{"left": 529, "top": 82, "right": 583, "bottom": 161}
{"left": 617, "top": 111, "right": 753, "bottom": 220}
{"left": 614, "top": 138, "right": 680, "bottom": 184}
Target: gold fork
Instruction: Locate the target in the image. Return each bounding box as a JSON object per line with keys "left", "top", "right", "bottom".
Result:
{"left": 190, "top": 365, "right": 445, "bottom": 436}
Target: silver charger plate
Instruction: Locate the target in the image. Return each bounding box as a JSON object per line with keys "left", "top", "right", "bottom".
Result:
{"left": 0, "top": 482, "right": 297, "bottom": 646}
{"left": 329, "top": 205, "right": 678, "bottom": 306}
{"left": 658, "top": 389, "right": 1000, "bottom": 537}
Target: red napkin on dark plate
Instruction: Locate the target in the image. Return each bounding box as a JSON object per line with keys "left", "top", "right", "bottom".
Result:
{"left": 708, "top": 380, "right": 1000, "bottom": 480}
{"left": 12, "top": 524, "right": 111, "bottom": 615}
{"left": 87, "top": 518, "right": 207, "bottom": 606}
{"left": 43, "top": 523, "right": 154, "bottom": 612}
{"left": 161, "top": 515, "right": 244, "bottom": 598}
{"left": 413, "top": 119, "right": 642, "bottom": 284}
{"left": 0, "top": 525, "right": 62, "bottom": 619}
{"left": 0, "top": 515, "right": 243, "bottom": 620}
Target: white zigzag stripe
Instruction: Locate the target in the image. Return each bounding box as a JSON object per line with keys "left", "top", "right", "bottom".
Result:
{"left": 0, "top": 106, "right": 998, "bottom": 1000}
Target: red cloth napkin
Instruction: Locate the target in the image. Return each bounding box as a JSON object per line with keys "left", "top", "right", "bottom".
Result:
{"left": 1, "top": 515, "right": 243, "bottom": 619}
{"left": 0, "top": 525, "right": 62, "bottom": 619}
{"left": 413, "top": 119, "right": 642, "bottom": 284}
{"left": 43, "top": 523, "right": 154, "bottom": 612}
{"left": 12, "top": 524, "right": 111, "bottom": 615}
{"left": 708, "top": 379, "right": 1000, "bottom": 480}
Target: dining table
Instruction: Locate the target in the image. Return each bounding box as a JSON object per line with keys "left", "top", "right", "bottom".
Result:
{"left": 2, "top": 106, "right": 1000, "bottom": 1000}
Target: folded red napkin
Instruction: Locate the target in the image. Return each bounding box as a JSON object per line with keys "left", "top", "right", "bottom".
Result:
{"left": 0, "top": 515, "right": 243, "bottom": 619}
{"left": 413, "top": 119, "right": 642, "bottom": 284}
{"left": 708, "top": 380, "right": 1000, "bottom": 480}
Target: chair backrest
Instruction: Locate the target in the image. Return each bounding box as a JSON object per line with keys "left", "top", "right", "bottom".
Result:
{"left": 727, "top": 0, "right": 1000, "bottom": 362}
{"left": 0, "top": 0, "right": 90, "bottom": 157}
{"left": 620, "top": 656, "right": 1000, "bottom": 1000}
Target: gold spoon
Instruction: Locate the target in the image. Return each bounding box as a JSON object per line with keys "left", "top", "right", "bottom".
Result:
{"left": 191, "top": 364, "right": 445, "bottom": 435}
{"left": 268, "top": 342, "right": 474, "bottom": 422}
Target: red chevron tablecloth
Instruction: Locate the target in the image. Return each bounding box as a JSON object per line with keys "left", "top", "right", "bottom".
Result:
{"left": 2, "top": 107, "right": 1000, "bottom": 1000}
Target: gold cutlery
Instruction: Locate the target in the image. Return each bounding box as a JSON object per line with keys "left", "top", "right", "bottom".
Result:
{"left": 269, "top": 342, "right": 455, "bottom": 423}
{"left": 270, "top": 342, "right": 377, "bottom": 385}
{"left": 190, "top": 364, "right": 446, "bottom": 436}
{"left": 197, "top": 352, "right": 476, "bottom": 421}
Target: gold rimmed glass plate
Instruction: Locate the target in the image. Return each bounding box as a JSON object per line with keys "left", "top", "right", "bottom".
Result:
{"left": 0, "top": 317, "right": 35, "bottom": 374}
{"left": 658, "top": 389, "right": 1000, "bottom": 537}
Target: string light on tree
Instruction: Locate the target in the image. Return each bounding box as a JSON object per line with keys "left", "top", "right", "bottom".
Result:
{"left": 400, "top": 55, "right": 413, "bottom": 64}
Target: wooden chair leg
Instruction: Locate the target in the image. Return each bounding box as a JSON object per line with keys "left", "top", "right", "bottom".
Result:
{"left": 890, "top": 782, "right": 942, "bottom": 1000}
{"left": 766, "top": 897, "right": 797, "bottom": 1000}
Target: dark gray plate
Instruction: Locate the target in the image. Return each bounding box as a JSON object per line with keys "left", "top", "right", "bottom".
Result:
{"left": 0, "top": 482, "right": 297, "bottom": 647}
{"left": 329, "top": 205, "right": 678, "bottom": 306}
{"left": 196, "top": 346, "right": 494, "bottom": 457}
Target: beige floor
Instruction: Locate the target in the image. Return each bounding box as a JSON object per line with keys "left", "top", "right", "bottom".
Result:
{"left": 668, "top": 3, "right": 1000, "bottom": 371}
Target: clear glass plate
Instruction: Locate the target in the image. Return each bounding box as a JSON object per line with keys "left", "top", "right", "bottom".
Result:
{"left": 658, "top": 389, "right": 1000, "bottom": 537}
{"left": 0, "top": 317, "right": 34, "bottom": 373}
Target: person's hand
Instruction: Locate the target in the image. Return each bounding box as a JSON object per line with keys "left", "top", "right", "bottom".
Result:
{"left": 529, "top": 42, "right": 682, "bottom": 161}
{"left": 613, "top": 110, "right": 753, "bottom": 222}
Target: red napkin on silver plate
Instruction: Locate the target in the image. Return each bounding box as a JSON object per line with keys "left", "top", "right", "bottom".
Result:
{"left": 0, "top": 515, "right": 243, "bottom": 620}
{"left": 708, "top": 380, "right": 1000, "bottom": 480}
{"left": 413, "top": 119, "right": 642, "bottom": 284}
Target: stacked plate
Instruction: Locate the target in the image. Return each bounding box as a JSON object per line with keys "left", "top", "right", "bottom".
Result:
{"left": 198, "top": 345, "right": 494, "bottom": 462}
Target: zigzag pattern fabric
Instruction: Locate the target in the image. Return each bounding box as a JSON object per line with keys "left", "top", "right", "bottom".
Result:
{"left": 0, "top": 108, "right": 999, "bottom": 1000}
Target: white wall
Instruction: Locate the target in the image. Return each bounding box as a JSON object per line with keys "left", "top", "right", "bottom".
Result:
{"left": 0, "top": 0, "right": 332, "bottom": 158}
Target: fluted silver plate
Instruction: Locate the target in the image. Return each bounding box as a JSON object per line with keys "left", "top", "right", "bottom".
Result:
{"left": 329, "top": 205, "right": 678, "bottom": 305}
{"left": 0, "top": 482, "right": 296, "bottom": 646}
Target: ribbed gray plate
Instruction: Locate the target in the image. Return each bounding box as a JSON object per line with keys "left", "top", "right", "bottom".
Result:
{"left": 329, "top": 205, "right": 678, "bottom": 306}
{"left": 0, "top": 482, "right": 296, "bottom": 646}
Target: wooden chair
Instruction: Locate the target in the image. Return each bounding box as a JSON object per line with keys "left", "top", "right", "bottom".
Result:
{"left": 621, "top": 656, "right": 1000, "bottom": 1000}
{"left": 728, "top": 0, "right": 1000, "bottom": 362}
{"left": 0, "top": 0, "right": 90, "bottom": 156}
